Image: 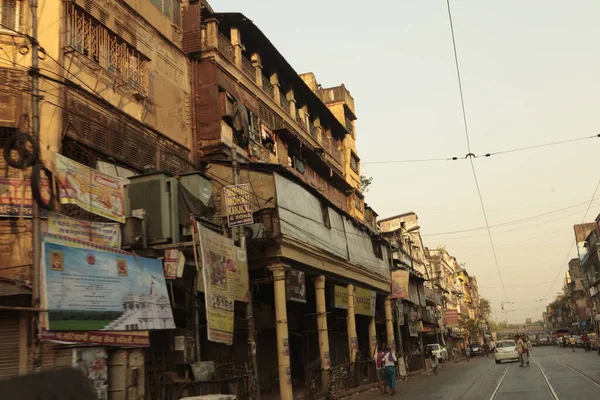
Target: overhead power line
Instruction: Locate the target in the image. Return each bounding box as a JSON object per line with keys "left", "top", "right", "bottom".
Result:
{"left": 445, "top": 0, "right": 508, "bottom": 302}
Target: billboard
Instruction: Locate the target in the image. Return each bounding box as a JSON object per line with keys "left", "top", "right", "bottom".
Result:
{"left": 47, "top": 212, "right": 121, "bottom": 248}
{"left": 42, "top": 239, "right": 175, "bottom": 331}
{"left": 391, "top": 270, "right": 409, "bottom": 299}
{"left": 445, "top": 309, "right": 459, "bottom": 327}
{"left": 334, "top": 285, "right": 376, "bottom": 316}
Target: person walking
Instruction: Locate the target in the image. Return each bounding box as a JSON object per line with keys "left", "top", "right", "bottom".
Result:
{"left": 375, "top": 346, "right": 387, "bottom": 395}
{"left": 569, "top": 335, "right": 576, "bottom": 352}
{"left": 483, "top": 341, "right": 490, "bottom": 358}
{"left": 516, "top": 335, "right": 529, "bottom": 367}
{"left": 465, "top": 345, "right": 471, "bottom": 362}
{"left": 383, "top": 346, "right": 398, "bottom": 396}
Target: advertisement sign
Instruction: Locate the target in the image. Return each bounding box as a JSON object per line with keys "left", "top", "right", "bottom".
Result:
{"left": 41, "top": 330, "right": 150, "bottom": 347}
{"left": 163, "top": 249, "right": 185, "bottom": 279}
{"left": 42, "top": 239, "right": 175, "bottom": 331}
{"left": 196, "top": 243, "right": 249, "bottom": 303}
{"left": 445, "top": 309, "right": 459, "bottom": 327}
{"left": 395, "top": 299, "right": 405, "bottom": 326}
{"left": 196, "top": 222, "right": 236, "bottom": 345}
{"left": 286, "top": 268, "right": 306, "bottom": 303}
{"left": 0, "top": 177, "right": 49, "bottom": 217}
{"left": 223, "top": 184, "right": 253, "bottom": 227}
{"left": 73, "top": 348, "right": 108, "bottom": 400}
{"left": 391, "top": 270, "right": 409, "bottom": 299}
{"left": 408, "top": 321, "right": 418, "bottom": 337}
{"left": 47, "top": 212, "right": 121, "bottom": 248}
{"left": 55, "top": 154, "right": 127, "bottom": 223}
{"left": 334, "top": 285, "right": 376, "bottom": 316}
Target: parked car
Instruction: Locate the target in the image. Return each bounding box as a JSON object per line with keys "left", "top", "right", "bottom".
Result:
{"left": 470, "top": 344, "right": 483, "bottom": 356}
{"left": 538, "top": 336, "right": 551, "bottom": 346}
{"left": 427, "top": 343, "right": 448, "bottom": 362}
{"left": 494, "top": 340, "right": 519, "bottom": 364}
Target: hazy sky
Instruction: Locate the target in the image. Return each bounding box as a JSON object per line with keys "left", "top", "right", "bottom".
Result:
{"left": 211, "top": 0, "right": 600, "bottom": 323}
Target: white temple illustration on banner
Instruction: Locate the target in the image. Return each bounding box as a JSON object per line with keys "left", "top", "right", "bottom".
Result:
{"left": 104, "top": 279, "right": 175, "bottom": 331}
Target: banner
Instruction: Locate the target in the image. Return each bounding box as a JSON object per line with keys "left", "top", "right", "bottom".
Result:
{"left": 391, "top": 270, "right": 409, "bottom": 299}
{"left": 223, "top": 183, "right": 253, "bottom": 227}
{"left": 41, "top": 330, "right": 150, "bottom": 347}
{"left": 334, "top": 285, "right": 376, "bottom": 316}
{"left": 47, "top": 212, "right": 121, "bottom": 248}
{"left": 73, "top": 348, "right": 108, "bottom": 400}
{"left": 196, "top": 243, "right": 249, "bottom": 303}
{"left": 164, "top": 249, "right": 185, "bottom": 279}
{"left": 286, "top": 268, "right": 306, "bottom": 303}
{"left": 42, "top": 239, "right": 175, "bottom": 331}
{"left": 55, "top": 154, "right": 127, "bottom": 223}
{"left": 196, "top": 222, "right": 235, "bottom": 345}
{"left": 395, "top": 299, "right": 405, "bottom": 326}
{"left": 445, "top": 309, "right": 459, "bottom": 327}
{"left": 0, "top": 177, "right": 49, "bottom": 217}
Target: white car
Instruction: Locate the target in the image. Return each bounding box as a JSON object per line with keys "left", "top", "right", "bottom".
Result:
{"left": 427, "top": 343, "right": 447, "bottom": 362}
{"left": 494, "top": 340, "right": 519, "bottom": 364}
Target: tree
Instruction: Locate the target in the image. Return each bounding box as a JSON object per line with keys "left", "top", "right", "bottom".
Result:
{"left": 479, "top": 298, "right": 491, "bottom": 321}
{"left": 360, "top": 175, "right": 373, "bottom": 192}
{"left": 459, "top": 316, "right": 481, "bottom": 340}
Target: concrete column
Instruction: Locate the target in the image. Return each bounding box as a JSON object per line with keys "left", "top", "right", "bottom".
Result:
{"left": 347, "top": 284, "right": 358, "bottom": 362}
{"left": 301, "top": 105, "right": 310, "bottom": 131}
{"left": 230, "top": 27, "right": 243, "bottom": 69}
{"left": 205, "top": 18, "right": 219, "bottom": 49}
{"left": 270, "top": 72, "right": 280, "bottom": 105}
{"left": 385, "top": 296, "right": 395, "bottom": 350}
{"left": 286, "top": 88, "right": 297, "bottom": 117}
{"left": 315, "top": 275, "right": 331, "bottom": 390}
{"left": 251, "top": 53, "right": 262, "bottom": 86}
{"left": 368, "top": 316, "right": 377, "bottom": 359}
{"left": 270, "top": 264, "right": 293, "bottom": 400}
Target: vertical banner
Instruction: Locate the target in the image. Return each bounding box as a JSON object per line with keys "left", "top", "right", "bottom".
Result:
{"left": 163, "top": 249, "right": 185, "bottom": 279}
{"left": 395, "top": 299, "right": 405, "bottom": 326}
{"left": 445, "top": 309, "right": 459, "bottom": 327}
{"left": 223, "top": 183, "right": 254, "bottom": 227}
{"left": 286, "top": 268, "right": 306, "bottom": 303}
{"left": 55, "top": 154, "right": 127, "bottom": 223}
{"left": 195, "top": 221, "right": 235, "bottom": 345}
{"left": 391, "top": 270, "right": 409, "bottom": 299}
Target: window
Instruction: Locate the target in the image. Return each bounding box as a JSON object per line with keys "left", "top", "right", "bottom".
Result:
{"left": 66, "top": 4, "right": 148, "bottom": 96}
{"left": 320, "top": 200, "right": 331, "bottom": 229}
{"left": 372, "top": 238, "right": 383, "bottom": 260}
{"left": 350, "top": 153, "right": 359, "bottom": 172}
{"left": 150, "top": 0, "right": 181, "bottom": 26}
{"left": 0, "top": 0, "right": 20, "bottom": 32}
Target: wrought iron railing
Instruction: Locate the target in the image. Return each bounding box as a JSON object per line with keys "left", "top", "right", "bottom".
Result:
{"left": 279, "top": 92, "right": 290, "bottom": 114}
{"left": 305, "top": 360, "right": 377, "bottom": 400}
{"left": 262, "top": 77, "right": 274, "bottom": 99}
{"left": 217, "top": 31, "right": 235, "bottom": 62}
{"left": 405, "top": 354, "right": 424, "bottom": 373}
{"left": 309, "top": 124, "right": 317, "bottom": 139}
{"left": 241, "top": 57, "right": 255, "bottom": 81}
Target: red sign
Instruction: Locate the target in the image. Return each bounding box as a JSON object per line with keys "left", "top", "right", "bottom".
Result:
{"left": 445, "top": 309, "right": 459, "bottom": 327}
{"left": 0, "top": 177, "right": 49, "bottom": 217}
{"left": 41, "top": 330, "right": 150, "bottom": 347}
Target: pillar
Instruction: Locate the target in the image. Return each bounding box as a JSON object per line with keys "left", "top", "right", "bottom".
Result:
{"left": 315, "top": 276, "right": 331, "bottom": 390}
{"left": 347, "top": 284, "right": 358, "bottom": 362}
{"left": 270, "top": 72, "right": 280, "bottom": 105}
{"left": 385, "top": 296, "right": 395, "bottom": 350}
{"left": 251, "top": 53, "right": 262, "bottom": 86}
{"left": 269, "top": 264, "right": 293, "bottom": 400}
{"left": 230, "top": 27, "right": 243, "bottom": 69}
{"left": 368, "top": 316, "right": 377, "bottom": 359}
{"left": 286, "top": 88, "right": 297, "bottom": 117}
{"left": 205, "top": 18, "right": 219, "bottom": 49}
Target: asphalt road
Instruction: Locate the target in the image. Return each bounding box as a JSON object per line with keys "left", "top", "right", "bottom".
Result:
{"left": 353, "top": 346, "right": 600, "bottom": 400}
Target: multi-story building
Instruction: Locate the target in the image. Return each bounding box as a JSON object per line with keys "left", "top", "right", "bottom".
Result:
{"left": 0, "top": 0, "right": 192, "bottom": 380}
{"left": 574, "top": 220, "right": 600, "bottom": 334}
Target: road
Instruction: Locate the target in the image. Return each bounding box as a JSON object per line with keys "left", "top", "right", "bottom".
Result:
{"left": 353, "top": 346, "right": 600, "bottom": 400}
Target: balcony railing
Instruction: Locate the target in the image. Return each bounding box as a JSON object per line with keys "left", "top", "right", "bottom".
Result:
{"left": 217, "top": 32, "right": 235, "bottom": 62}
{"left": 241, "top": 57, "right": 255, "bottom": 81}
{"left": 280, "top": 93, "right": 290, "bottom": 115}
{"left": 262, "top": 78, "right": 274, "bottom": 99}
{"left": 309, "top": 124, "right": 317, "bottom": 139}
{"left": 296, "top": 113, "right": 306, "bottom": 131}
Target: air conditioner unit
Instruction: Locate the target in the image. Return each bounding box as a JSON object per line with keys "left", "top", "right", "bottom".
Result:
{"left": 127, "top": 171, "right": 180, "bottom": 245}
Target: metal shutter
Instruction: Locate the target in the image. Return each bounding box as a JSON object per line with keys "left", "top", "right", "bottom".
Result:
{"left": 0, "top": 312, "right": 20, "bottom": 379}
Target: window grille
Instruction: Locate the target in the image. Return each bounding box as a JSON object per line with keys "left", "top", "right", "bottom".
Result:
{"left": 0, "top": 0, "right": 21, "bottom": 32}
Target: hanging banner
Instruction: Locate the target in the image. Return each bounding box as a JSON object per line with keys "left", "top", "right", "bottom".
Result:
{"left": 42, "top": 239, "right": 175, "bottom": 331}
{"left": 445, "top": 309, "right": 459, "bottom": 328}
{"left": 55, "top": 154, "right": 127, "bottom": 223}
{"left": 408, "top": 280, "right": 420, "bottom": 305}
{"left": 223, "top": 183, "right": 254, "bottom": 227}
{"left": 73, "top": 348, "right": 108, "bottom": 400}
{"left": 286, "top": 268, "right": 306, "bottom": 303}
{"left": 163, "top": 249, "right": 185, "bottom": 279}
{"left": 47, "top": 212, "right": 121, "bottom": 248}
{"left": 196, "top": 243, "right": 249, "bottom": 303}
{"left": 195, "top": 222, "right": 235, "bottom": 345}
{"left": 395, "top": 299, "right": 405, "bottom": 326}
{"left": 0, "top": 176, "right": 49, "bottom": 217}
{"left": 408, "top": 321, "right": 418, "bottom": 337}
{"left": 41, "top": 330, "right": 150, "bottom": 347}
{"left": 333, "top": 285, "right": 376, "bottom": 316}
{"left": 391, "top": 270, "right": 409, "bottom": 299}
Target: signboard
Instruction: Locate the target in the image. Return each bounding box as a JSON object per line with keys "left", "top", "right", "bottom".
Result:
{"left": 0, "top": 177, "right": 49, "bottom": 217}
{"left": 286, "top": 268, "right": 306, "bottom": 303}
{"left": 196, "top": 243, "right": 249, "bottom": 303}
{"left": 333, "top": 285, "right": 376, "bottom": 316}
{"left": 395, "top": 299, "right": 405, "bottom": 326}
{"left": 55, "top": 154, "right": 127, "bottom": 223}
{"left": 163, "top": 249, "right": 185, "bottom": 279}
{"left": 223, "top": 183, "right": 253, "bottom": 227}
{"left": 47, "top": 212, "right": 121, "bottom": 248}
{"left": 408, "top": 321, "right": 418, "bottom": 337}
{"left": 41, "top": 330, "right": 150, "bottom": 347}
{"left": 42, "top": 239, "right": 175, "bottom": 331}
{"left": 445, "top": 309, "right": 459, "bottom": 327}
{"left": 196, "top": 222, "right": 235, "bottom": 345}
{"left": 391, "top": 270, "right": 409, "bottom": 299}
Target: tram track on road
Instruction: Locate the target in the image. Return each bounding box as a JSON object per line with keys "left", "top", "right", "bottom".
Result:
{"left": 534, "top": 357, "right": 560, "bottom": 400}
{"left": 553, "top": 357, "right": 600, "bottom": 389}
{"left": 488, "top": 364, "right": 511, "bottom": 400}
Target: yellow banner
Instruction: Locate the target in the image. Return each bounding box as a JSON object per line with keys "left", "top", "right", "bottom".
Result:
{"left": 55, "top": 154, "right": 127, "bottom": 223}
{"left": 334, "top": 285, "right": 375, "bottom": 316}
{"left": 47, "top": 212, "right": 121, "bottom": 248}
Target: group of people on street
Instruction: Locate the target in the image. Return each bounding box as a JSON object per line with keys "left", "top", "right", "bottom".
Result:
{"left": 516, "top": 335, "right": 530, "bottom": 367}
{"left": 375, "top": 345, "right": 398, "bottom": 396}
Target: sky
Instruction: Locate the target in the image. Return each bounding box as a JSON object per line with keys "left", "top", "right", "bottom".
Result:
{"left": 211, "top": 0, "right": 600, "bottom": 324}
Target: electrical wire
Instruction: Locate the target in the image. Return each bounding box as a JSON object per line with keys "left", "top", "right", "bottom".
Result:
{"left": 445, "top": 0, "right": 507, "bottom": 301}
